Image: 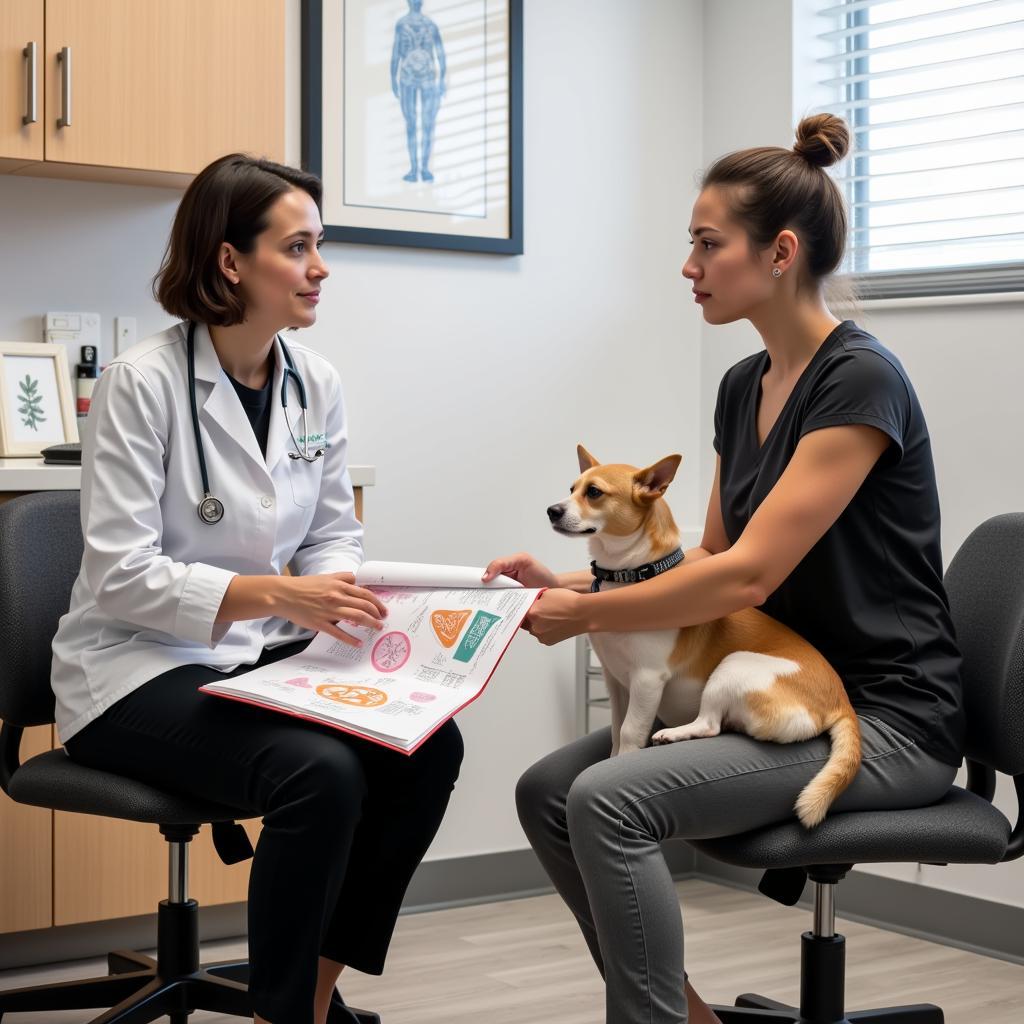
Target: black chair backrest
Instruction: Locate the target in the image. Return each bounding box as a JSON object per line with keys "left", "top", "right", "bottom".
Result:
{"left": 944, "top": 512, "right": 1024, "bottom": 777}
{"left": 0, "top": 490, "right": 83, "bottom": 728}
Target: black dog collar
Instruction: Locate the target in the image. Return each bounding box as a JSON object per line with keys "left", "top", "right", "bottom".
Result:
{"left": 590, "top": 548, "right": 685, "bottom": 592}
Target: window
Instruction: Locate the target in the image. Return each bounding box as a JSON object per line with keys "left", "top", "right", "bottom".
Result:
{"left": 811, "top": 0, "right": 1024, "bottom": 297}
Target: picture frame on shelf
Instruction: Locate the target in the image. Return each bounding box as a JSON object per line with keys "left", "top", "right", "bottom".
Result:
{"left": 302, "top": 0, "right": 523, "bottom": 254}
{"left": 0, "top": 343, "right": 79, "bottom": 458}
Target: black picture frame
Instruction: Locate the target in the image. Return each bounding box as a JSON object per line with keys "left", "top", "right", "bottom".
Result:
{"left": 301, "top": 0, "right": 523, "bottom": 255}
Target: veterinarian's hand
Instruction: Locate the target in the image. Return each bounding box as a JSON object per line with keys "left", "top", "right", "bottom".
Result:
{"left": 482, "top": 552, "right": 559, "bottom": 589}
{"left": 524, "top": 588, "right": 587, "bottom": 646}
{"left": 268, "top": 572, "right": 387, "bottom": 648}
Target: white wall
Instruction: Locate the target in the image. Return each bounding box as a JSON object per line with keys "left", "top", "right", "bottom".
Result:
{"left": 0, "top": 0, "right": 705, "bottom": 862}
{"left": 700, "top": 0, "right": 1024, "bottom": 909}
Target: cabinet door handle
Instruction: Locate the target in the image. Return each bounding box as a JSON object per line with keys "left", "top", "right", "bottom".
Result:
{"left": 22, "top": 41, "right": 38, "bottom": 125}
{"left": 57, "top": 46, "right": 72, "bottom": 129}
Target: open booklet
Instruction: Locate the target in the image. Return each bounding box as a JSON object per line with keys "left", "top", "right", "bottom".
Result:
{"left": 199, "top": 562, "right": 543, "bottom": 754}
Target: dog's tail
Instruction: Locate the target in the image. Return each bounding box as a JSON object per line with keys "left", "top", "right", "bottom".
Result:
{"left": 794, "top": 711, "right": 862, "bottom": 828}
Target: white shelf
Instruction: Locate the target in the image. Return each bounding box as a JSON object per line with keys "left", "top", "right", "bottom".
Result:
{"left": 0, "top": 459, "right": 81, "bottom": 491}
{"left": 348, "top": 465, "right": 375, "bottom": 488}
{"left": 0, "top": 460, "right": 376, "bottom": 492}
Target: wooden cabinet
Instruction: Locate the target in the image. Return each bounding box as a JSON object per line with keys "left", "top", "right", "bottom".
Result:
{"left": 0, "top": 726, "right": 53, "bottom": 934}
{"left": 1, "top": 0, "right": 283, "bottom": 185}
{"left": 0, "top": 0, "right": 44, "bottom": 162}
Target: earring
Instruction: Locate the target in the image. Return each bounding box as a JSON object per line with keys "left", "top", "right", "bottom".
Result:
{"left": 771, "top": 267, "right": 782, "bottom": 278}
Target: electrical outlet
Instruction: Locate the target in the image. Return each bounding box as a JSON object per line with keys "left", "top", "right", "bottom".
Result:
{"left": 114, "top": 316, "right": 137, "bottom": 357}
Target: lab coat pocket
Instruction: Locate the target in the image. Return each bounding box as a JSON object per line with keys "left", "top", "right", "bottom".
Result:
{"left": 289, "top": 459, "right": 322, "bottom": 507}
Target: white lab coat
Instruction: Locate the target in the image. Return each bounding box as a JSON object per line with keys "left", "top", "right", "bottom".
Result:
{"left": 50, "top": 322, "right": 364, "bottom": 744}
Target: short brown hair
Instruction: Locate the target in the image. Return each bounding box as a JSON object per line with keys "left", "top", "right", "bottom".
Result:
{"left": 153, "top": 154, "right": 323, "bottom": 326}
{"left": 701, "top": 114, "right": 850, "bottom": 291}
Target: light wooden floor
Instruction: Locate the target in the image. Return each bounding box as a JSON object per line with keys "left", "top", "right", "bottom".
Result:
{"left": 1, "top": 879, "right": 1021, "bottom": 1023}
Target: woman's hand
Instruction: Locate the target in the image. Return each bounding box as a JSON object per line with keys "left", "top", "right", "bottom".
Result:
{"left": 271, "top": 572, "right": 388, "bottom": 647}
{"left": 524, "top": 588, "right": 588, "bottom": 646}
{"left": 481, "top": 552, "right": 559, "bottom": 589}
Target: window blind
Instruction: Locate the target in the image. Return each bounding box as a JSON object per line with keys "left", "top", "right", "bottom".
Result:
{"left": 811, "top": 0, "right": 1024, "bottom": 297}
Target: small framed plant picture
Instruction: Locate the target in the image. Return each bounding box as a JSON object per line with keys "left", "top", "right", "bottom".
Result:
{"left": 0, "top": 343, "right": 79, "bottom": 457}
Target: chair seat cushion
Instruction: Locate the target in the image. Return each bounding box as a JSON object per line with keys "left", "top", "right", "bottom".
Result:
{"left": 8, "top": 749, "right": 253, "bottom": 825}
{"left": 691, "top": 786, "right": 1010, "bottom": 868}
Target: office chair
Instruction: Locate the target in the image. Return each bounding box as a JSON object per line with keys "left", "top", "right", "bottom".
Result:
{"left": 688, "top": 512, "right": 1024, "bottom": 1024}
{"left": 0, "top": 490, "right": 376, "bottom": 1024}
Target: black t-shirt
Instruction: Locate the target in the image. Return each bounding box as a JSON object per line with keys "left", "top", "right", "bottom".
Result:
{"left": 713, "top": 320, "right": 964, "bottom": 767}
{"left": 227, "top": 367, "right": 273, "bottom": 457}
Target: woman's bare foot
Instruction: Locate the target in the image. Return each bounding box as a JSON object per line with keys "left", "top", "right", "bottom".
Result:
{"left": 686, "top": 979, "right": 725, "bottom": 1024}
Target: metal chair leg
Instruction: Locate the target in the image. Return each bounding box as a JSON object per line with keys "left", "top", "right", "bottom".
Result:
{"left": 83, "top": 978, "right": 174, "bottom": 1024}
{"left": 736, "top": 993, "right": 797, "bottom": 1012}
{"left": 710, "top": 1007, "right": 800, "bottom": 1023}
{"left": 188, "top": 972, "right": 253, "bottom": 1015}
{"left": 202, "top": 956, "right": 249, "bottom": 982}
{"left": 0, "top": 970, "right": 153, "bottom": 1013}
{"left": 108, "top": 951, "right": 157, "bottom": 975}
{"left": 847, "top": 1006, "right": 944, "bottom": 1022}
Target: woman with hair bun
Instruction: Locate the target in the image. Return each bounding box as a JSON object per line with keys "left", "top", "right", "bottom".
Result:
{"left": 485, "top": 114, "right": 964, "bottom": 1023}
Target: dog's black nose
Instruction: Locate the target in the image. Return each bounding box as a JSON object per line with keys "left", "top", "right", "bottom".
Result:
{"left": 547, "top": 504, "right": 565, "bottom": 522}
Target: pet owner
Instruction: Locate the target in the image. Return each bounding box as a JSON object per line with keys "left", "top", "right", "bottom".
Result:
{"left": 484, "top": 114, "right": 964, "bottom": 1024}
{"left": 51, "top": 154, "right": 464, "bottom": 1024}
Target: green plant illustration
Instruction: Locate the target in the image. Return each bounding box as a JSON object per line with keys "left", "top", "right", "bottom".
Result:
{"left": 17, "top": 374, "right": 47, "bottom": 432}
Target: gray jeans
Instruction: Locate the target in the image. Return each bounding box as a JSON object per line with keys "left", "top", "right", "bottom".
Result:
{"left": 515, "top": 715, "right": 958, "bottom": 1024}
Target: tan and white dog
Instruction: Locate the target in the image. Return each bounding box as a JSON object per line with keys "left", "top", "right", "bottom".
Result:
{"left": 547, "top": 445, "right": 861, "bottom": 828}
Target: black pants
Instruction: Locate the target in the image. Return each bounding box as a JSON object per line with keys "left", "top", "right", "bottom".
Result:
{"left": 65, "top": 638, "right": 464, "bottom": 1024}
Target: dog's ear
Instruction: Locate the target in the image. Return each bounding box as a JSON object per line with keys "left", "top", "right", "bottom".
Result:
{"left": 634, "top": 454, "right": 682, "bottom": 502}
{"left": 577, "top": 444, "right": 600, "bottom": 472}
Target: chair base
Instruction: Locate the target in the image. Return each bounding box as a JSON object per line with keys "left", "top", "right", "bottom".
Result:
{"left": 707, "top": 927, "right": 943, "bottom": 1024}
{"left": 0, "top": 904, "right": 379, "bottom": 1024}
{"left": 711, "top": 995, "right": 943, "bottom": 1023}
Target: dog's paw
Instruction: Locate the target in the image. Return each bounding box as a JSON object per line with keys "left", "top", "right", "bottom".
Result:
{"left": 652, "top": 729, "right": 677, "bottom": 744}
{"left": 653, "top": 720, "right": 720, "bottom": 743}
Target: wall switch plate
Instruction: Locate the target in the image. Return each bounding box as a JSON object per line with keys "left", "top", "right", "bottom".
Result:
{"left": 114, "top": 316, "right": 137, "bottom": 356}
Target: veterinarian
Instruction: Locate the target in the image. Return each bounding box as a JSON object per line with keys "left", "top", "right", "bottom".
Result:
{"left": 51, "top": 154, "right": 464, "bottom": 1024}
{"left": 484, "top": 114, "right": 964, "bottom": 1024}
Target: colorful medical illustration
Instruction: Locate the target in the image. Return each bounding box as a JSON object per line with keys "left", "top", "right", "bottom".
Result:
{"left": 200, "top": 576, "right": 540, "bottom": 752}
{"left": 431, "top": 609, "right": 472, "bottom": 648}
{"left": 453, "top": 611, "right": 501, "bottom": 663}
{"left": 316, "top": 683, "right": 389, "bottom": 708}
{"left": 372, "top": 631, "right": 412, "bottom": 672}
{"left": 391, "top": 0, "right": 447, "bottom": 183}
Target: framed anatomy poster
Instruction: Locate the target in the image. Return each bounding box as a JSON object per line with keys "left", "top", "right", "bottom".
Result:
{"left": 302, "top": 0, "right": 523, "bottom": 253}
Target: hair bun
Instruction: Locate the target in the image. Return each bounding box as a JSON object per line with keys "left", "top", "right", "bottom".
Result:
{"left": 793, "top": 114, "right": 850, "bottom": 168}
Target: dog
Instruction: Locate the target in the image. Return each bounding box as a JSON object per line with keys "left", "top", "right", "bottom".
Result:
{"left": 546, "top": 445, "right": 862, "bottom": 828}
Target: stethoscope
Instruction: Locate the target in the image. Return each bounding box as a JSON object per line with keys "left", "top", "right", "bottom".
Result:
{"left": 187, "top": 321, "right": 325, "bottom": 525}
